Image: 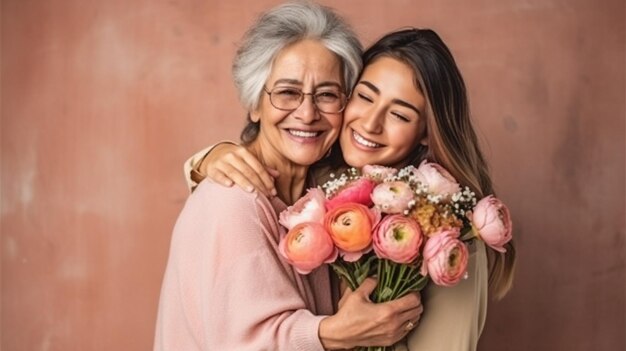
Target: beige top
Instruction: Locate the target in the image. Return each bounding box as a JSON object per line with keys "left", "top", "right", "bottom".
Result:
{"left": 184, "top": 146, "right": 488, "bottom": 351}
{"left": 404, "top": 239, "right": 488, "bottom": 351}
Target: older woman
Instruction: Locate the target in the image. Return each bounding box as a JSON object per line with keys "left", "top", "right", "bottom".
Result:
{"left": 154, "top": 2, "right": 422, "bottom": 350}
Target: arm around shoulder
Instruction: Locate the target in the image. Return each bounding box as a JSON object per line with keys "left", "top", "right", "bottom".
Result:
{"left": 183, "top": 141, "right": 237, "bottom": 192}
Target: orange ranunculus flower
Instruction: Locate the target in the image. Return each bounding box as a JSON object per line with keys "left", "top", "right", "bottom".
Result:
{"left": 279, "top": 222, "right": 338, "bottom": 275}
{"left": 324, "top": 203, "right": 380, "bottom": 262}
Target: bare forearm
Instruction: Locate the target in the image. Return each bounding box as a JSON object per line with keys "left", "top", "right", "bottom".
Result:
{"left": 319, "top": 315, "right": 351, "bottom": 350}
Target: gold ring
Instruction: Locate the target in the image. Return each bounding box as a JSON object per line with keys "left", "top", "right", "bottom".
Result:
{"left": 405, "top": 321, "right": 415, "bottom": 331}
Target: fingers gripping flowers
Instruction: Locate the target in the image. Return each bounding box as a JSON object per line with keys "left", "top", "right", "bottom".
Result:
{"left": 278, "top": 161, "right": 514, "bottom": 342}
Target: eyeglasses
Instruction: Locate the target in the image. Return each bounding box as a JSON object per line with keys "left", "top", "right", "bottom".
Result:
{"left": 263, "top": 86, "right": 347, "bottom": 113}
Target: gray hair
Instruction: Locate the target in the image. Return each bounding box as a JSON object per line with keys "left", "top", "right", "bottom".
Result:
{"left": 233, "top": 1, "right": 363, "bottom": 143}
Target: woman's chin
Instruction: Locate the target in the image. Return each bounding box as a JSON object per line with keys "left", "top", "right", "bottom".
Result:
{"left": 287, "top": 153, "right": 325, "bottom": 167}
{"left": 340, "top": 139, "right": 381, "bottom": 168}
{"left": 343, "top": 154, "right": 370, "bottom": 169}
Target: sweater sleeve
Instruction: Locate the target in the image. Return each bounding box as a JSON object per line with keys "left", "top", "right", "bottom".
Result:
{"left": 183, "top": 142, "right": 237, "bottom": 192}
{"left": 155, "top": 181, "right": 327, "bottom": 351}
{"left": 406, "top": 240, "right": 489, "bottom": 351}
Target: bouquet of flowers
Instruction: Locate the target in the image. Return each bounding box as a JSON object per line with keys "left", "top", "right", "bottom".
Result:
{"left": 278, "top": 161, "right": 513, "bottom": 351}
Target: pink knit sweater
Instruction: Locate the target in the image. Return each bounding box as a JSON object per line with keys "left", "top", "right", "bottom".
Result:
{"left": 154, "top": 180, "right": 334, "bottom": 350}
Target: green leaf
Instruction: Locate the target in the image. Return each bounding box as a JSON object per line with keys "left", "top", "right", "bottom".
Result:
{"left": 415, "top": 275, "right": 429, "bottom": 290}
{"left": 330, "top": 263, "right": 358, "bottom": 291}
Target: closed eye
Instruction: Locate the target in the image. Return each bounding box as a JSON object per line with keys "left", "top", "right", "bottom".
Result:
{"left": 357, "top": 93, "right": 373, "bottom": 103}
{"left": 391, "top": 112, "right": 411, "bottom": 122}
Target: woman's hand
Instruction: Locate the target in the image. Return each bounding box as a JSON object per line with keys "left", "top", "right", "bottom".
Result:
{"left": 319, "top": 278, "right": 423, "bottom": 349}
{"left": 195, "top": 143, "right": 278, "bottom": 197}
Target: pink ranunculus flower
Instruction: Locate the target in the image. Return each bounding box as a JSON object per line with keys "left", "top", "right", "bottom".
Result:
{"left": 362, "top": 164, "right": 398, "bottom": 182}
{"left": 421, "top": 228, "right": 469, "bottom": 287}
{"left": 373, "top": 215, "right": 423, "bottom": 264}
{"left": 371, "top": 181, "right": 415, "bottom": 214}
{"left": 279, "top": 188, "right": 327, "bottom": 230}
{"left": 470, "top": 195, "right": 513, "bottom": 253}
{"left": 412, "top": 160, "right": 460, "bottom": 198}
{"left": 325, "top": 178, "right": 377, "bottom": 211}
{"left": 279, "top": 222, "right": 338, "bottom": 275}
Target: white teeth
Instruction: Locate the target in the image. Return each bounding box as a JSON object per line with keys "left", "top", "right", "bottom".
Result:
{"left": 289, "top": 129, "right": 319, "bottom": 138}
{"left": 353, "top": 130, "right": 381, "bottom": 148}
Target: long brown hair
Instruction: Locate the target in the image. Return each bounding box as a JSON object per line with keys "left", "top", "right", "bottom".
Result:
{"left": 361, "top": 28, "right": 516, "bottom": 299}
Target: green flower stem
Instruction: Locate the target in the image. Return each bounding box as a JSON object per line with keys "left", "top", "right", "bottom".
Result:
{"left": 358, "top": 260, "right": 429, "bottom": 351}
{"left": 331, "top": 260, "right": 359, "bottom": 291}
{"left": 375, "top": 258, "right": 383, "bottom": 300}
{"left": 391, "top": 263, "right": 407, "bottom": 298}
{"left": 395, "top": 267, "right": 419, "bottom": 298}
{"left": 380, "top": 259, "right": 388, "bottom": 301}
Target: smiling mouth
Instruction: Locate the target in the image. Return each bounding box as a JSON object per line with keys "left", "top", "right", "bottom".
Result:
{"left": 288, "top": 129, "right": 322, "bottom": 138}
{"left": 352, "top": 130, "right": 382, "bottom": 148}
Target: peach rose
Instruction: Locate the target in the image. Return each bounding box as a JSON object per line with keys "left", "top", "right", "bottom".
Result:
{"left": 470, "top": 195, "right": 513, "bottom": 253}
{"left": 279, "top": 222, "right": 338, "bottom": 274}
{"left": 371, "top": 181, "right": 415, "bottom": 214}
{"left": 412, "top": 160, "right": 460, "bottom": 198}
{"left": 373, "top": 215, "right": 423, "bottom": 264}
{"left": 325, "top": 178, "right": 377, "bottom": 211}
{"left": 279, "top": 188, "right": 326, "bottom": 230}
{"left": 421, "top": 228, "right": 469, "bottom": 287}
{"left": 324, "top": 203, "right": 380, "bottom": 262}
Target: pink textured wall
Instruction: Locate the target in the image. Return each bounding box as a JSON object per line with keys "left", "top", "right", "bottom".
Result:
{"left": 2, "top": 0, "right": 624, "bottom": 350}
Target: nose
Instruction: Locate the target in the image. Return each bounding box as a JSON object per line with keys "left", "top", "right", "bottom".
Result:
{"left": 360, "top": 107, "right": 384, "bottom": 134}
{"left": 292, "top": 94, "right": 320, "bottom": 124}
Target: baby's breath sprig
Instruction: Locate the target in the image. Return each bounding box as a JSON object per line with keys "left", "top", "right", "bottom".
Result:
{"left": 397, "top": 165, "right": 418, "bottom": 180}
{"left": 322, "top": 167, "right": 361, "bottom": 198}
{"left": 450, "top": 186, "right": 477, "bottom": 224}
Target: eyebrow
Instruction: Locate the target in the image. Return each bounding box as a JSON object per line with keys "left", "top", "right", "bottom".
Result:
{"left": 358, "top": 80, "right": 421, "bottom": 116}
{"left": 272, "top": 79, "right": 343, "bottom": 90}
